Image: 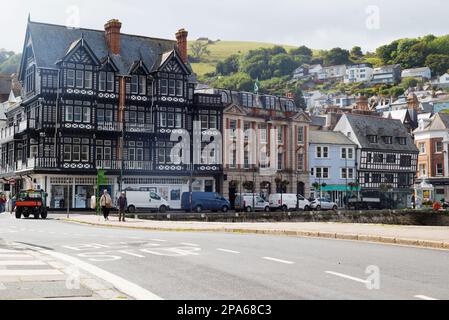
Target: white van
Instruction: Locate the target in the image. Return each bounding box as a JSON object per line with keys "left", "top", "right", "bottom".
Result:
{"left": 269, "top": 194, "right": 310, "bottom": 211}
{"left": 235, "top": 194, "right": 270, "bottom": 212}
{"left": 125, "top": 191, "right": 170, "bottom": 213}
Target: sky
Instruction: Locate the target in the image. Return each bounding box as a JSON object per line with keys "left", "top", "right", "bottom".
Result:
{"left": 2, "top": 0, "right": 449, "bottom": 53}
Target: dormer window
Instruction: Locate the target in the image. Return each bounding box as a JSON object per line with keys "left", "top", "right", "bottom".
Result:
{"left": 99, "top": 71, "right": 115, "bottom": 92}
{"left": 397, "top": 137, "right": 407, "bottom": 145}
{"left": 367, "top": 135, "right": 378, "bottom": 143}
{"left": 66, "top": 63, "right": 93, "bottom": 89}
{"left": 131, "top": 75, "right": 147, "bottom": 95}
{"left": 382, "top": 136, "right": 393, "bottom": 144}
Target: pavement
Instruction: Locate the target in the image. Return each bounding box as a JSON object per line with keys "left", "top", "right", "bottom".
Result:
{"left": 1, "top": 212, "right": 449, "bottom": 300}
{"left": 59, "top": 213, "right": 449, "bottom": 250}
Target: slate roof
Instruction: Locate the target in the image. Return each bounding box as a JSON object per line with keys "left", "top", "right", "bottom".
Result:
{"left": 310, "top": 116, "right": 326, "bottom": 127}
{"left": 344, "top": 113, "right": 418, "bottom": 152}
{"left": 438, "top": 113, "right": 449, "bottom": 128}
{"left": 26, "top": 21, "right": 190, "bottom": 76}
{"left": 309, "top": 131, "right": 356, "bottom": 146}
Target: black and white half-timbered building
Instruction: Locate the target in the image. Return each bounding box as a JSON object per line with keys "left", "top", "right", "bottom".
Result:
{"left": 334, "top": 113, "right": 419, "bottom": 209}
{"left": 0, "top": 19, "right": 223, "bottom": 209}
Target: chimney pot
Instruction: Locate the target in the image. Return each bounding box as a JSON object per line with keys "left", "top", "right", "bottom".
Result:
{"left": 176, "top": 28, "right": 189, "bottom": 64}
{"left": 105, "top": 19, "right": 122, "bottom": 55}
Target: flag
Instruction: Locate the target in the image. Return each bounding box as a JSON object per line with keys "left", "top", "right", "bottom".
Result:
{"left": 254, "top": 78, "right": 260, "bottom": 94}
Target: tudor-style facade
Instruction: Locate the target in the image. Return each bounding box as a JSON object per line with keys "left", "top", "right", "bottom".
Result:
{"left": 334, "top": 113, "right": 419, "bottom": 209}
{"left": 197, "top": 89, "right": 311, "bottom": 208}
{"left": 0, "top": 19, "right": 222, "bottom": 209}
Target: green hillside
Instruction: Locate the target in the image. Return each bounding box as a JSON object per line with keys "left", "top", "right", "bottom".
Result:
{"left": 189, "top": 40, "right": 296, "bottom": 76}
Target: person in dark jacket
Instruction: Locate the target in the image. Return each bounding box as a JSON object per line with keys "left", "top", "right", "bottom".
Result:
{"left": 117, "top": 192, "right": 128, "bottom": 222}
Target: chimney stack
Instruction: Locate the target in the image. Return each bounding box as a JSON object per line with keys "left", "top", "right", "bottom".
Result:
{"left": 176, "top": 28, "right": 189, "bottom": 64}
{"left": 105, "top": 19, "right": 122, "bottom": 55}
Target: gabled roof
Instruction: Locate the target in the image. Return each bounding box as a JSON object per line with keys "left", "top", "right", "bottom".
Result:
{"left": 343, "top": 113, "right": 418, "bottom": 152}
{"left": 309, "top": 131, "right": 356, "bottom": 145}
{"left": 24, "top": 20, "right": 180, "bottom": 75}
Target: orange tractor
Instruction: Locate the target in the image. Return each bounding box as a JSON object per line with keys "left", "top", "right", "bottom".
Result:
{"left": 15, "top": 190, "right": 48, "bottom": 220}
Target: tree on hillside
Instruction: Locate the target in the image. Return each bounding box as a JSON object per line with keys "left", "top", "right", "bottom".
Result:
{"left": 0, "top": 53, "right": 21, "bottom": 73}
{"left": 425, "top": 54, "right": 449, "bottom": 76}
{"left": 323, "top": 48, "right": 351, "bottom": 66}
{"left": 0, "top": 49, "right": 15, "bottom": 64}
{"left": 212, "top": 72, "right": 253, "bottom": 92}
{"left": 190, "top": 41, "right": 211, "bottom": 62}
{"left": 350, "top": 46, "right": 364, "bottom": 60}
{"left": 290, "top": 45, "right": 313, "bottom": 58}
{"left": 269, "top": 54, "right": 299, "bottom": 77}
{"left": 216, "top": 54, "right": 240, "bottom": 76}
{"left": 393, "top": 41, "right": 427, "bottom": 69}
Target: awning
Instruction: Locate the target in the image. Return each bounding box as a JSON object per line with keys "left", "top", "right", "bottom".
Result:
{"left": 321, "top": 185, "right": 361, "bottom": 192}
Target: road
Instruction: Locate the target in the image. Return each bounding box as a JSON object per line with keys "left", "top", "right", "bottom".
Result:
{"left": 0, "top": 213, "right": 448, "bottom": 300}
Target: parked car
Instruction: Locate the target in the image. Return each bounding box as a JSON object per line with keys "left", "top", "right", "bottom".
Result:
{"left": 269, "top": 194, "right": 310, "bottom": 211}
{"left": 235, "top": 194, "right": 270, "bottom": 212}
{"left": 181, "top": 192, "right": 231, "bottom": 213}
{"left": 125, "top": 191, "right": 170, "bottom": 213}
{"left": 310, "top": 198, "right": 338, "bottom": 211}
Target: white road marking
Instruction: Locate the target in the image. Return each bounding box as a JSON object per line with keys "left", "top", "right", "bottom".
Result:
{"left": 118, "top": 250, "right": 146, "bottom": 258}
{"left": 217, "top": 248, "right": 240, "bottom": 254}
{"left": 180, "top": 242, "right": 200, "bottom": 247}
{"left": 263, "top": 257, "right": 295, "bottom": 265}
{"left": 325, "top": 271, "right": 370, "bottom": 284}
{"left": 41, "top": 250, "right": 162, "bottom": 300}
{"left": 415, "top": 295, "right": 438, "bottom": 300}
{"left": 0, "top": 260, "right": 47, "bottom": 266}
{"left": 150, "top": 239, "right": 167, "bottom": 242}
{"left": 0, "top": 269, "right": 62, "bottom": 276}
{"left": 0, "top": 254, "right": 32, "bottom": 259}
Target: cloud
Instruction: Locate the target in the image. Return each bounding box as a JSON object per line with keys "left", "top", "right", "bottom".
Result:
{"left": 2, "top": 0, "right": 448, "bottom": 52}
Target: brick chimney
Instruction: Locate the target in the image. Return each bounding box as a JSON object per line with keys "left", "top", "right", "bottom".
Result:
{"left": 176, "top": 28, "right": 189, "bottom": 64}
{"left": 105, "top": 19, "right": 122, "bottom": 55}
{"left": 355, "top": 95, "right": 369, "bottom": 111}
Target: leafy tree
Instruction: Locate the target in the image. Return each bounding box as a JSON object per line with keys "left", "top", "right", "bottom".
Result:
{"left": 0, "top": 53, "right": 21, "bottom": 73}
{"left": 323, "top": 48, "right": 350, "bottom": 66}
{"left": 425, "top": 54, "right": 449, "bottom": 76}
{"left": 389, "top": 87, "right": 405, "bottom": 98}
{"left": 190, "top": 41, "right": 210, "bottom": 62}
{"left": 350, "top": 46, "right": 364, "bottom": 60}
{"left": 401, "top": 77, "right": 421, "bottom": 89}
{"left": 212, "top": 72, "right": 253, "bottom": 92}
{"left": 0, "top": 49, "right": 15, "bottom": 64}
{"left": 269, "top": 54, "right": 299, "bottom": 77}
{"left": 394, "top": 41, "right": 427, "bottom": 68}
{"left": 290, "top": 45, "right": 313, "bottom": 58}
{"left": 216, "top": 54, "right": 240, "bottom": 76}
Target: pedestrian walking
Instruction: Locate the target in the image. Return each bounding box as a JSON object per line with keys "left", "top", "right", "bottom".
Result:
{"left": 117, "top": 192, "right": 128, "bottom": 222}
{"left": 0, "top": 194, "right": 6, "bottom": 213}
{"left": 100, "top": 190, "right": 112, "bottom": 221}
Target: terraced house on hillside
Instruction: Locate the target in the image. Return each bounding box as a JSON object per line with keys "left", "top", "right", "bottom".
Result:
{"left": 0, "top": 18, "right": 223, "bottom": 210}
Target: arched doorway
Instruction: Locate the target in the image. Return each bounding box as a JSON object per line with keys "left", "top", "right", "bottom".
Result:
{"left": 260, "top": 181, "right": 271, "bottom": 201}
{"left": 297, "top": 182, "right": 305, "bottom": 197}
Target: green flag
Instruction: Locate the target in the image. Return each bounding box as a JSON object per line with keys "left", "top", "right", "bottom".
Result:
{"left": 254, "top": 78, "right": 260, "bottom": 94}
